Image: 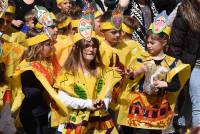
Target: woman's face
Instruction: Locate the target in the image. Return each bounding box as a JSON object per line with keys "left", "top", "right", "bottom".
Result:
{"left": 82, "top": 41, "right": 97, "bottom": 62}
{"left": 146, "top": 35, "right": 164, "bottom": 56}
{"left": 41, "top": 42, "right": 54, "bottom": 58}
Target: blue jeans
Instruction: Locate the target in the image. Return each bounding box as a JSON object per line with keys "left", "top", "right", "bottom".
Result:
{"left": 189, "top": 67, "right": 200, "bottom": 127}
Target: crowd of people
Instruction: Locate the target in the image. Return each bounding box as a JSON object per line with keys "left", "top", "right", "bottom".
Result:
{"left": 0, "top": 0, "right": 200, "bottom": 134}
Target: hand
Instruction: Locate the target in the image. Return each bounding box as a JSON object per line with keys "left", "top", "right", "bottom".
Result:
{"left": 140, "top": 64, "right": 148, "bottom": 73}
{"left": 12, "top": 20, "right": 23, "bottom": 27}
{"left": 126, "top": 68, "right": 134, "bottom": 80}
{"left": 133, "top": 64, "right": 148, "bottom": 77}
{"left": 115, "top": 67, "right": 125, "bottom": 76}
{"left": 153, "top": 80, "right": 168, "bottom": 88}
{"left": 92, "top": 99, "right": 106, "bottom": 110}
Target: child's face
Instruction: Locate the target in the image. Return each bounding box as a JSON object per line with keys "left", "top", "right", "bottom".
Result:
{"left": 82, "top": 41, "right": 98, "bottom": 63}
{"left": 147, "top": 35, "right": 164, "bottom": 56}
{"left": 1, "top": 13, "right": 13, "bottom": 32}
{"left": 58, "top": 0, "right": 72, "bottom": 14}
{"left": 25, "top": 14, "right": 35, "bottom": 29}
{"left": 103, "top": 29, "right": 121, "bottom": 47}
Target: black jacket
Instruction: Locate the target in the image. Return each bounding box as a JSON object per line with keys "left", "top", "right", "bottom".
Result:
{"left": 168, "top": 8, "right": 200, "bottom": 69}
{"left": 152, "top": 0, "right": 177, "bottom": 14}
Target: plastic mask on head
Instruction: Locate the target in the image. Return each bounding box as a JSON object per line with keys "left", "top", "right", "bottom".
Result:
{"left": 34, "top": 5, "right": 53, "bottom": 27}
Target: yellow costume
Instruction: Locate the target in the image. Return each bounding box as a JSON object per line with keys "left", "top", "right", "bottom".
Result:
{"left": 99, "top": 15, "right": 145, "bottom": 111}
{"left": 10, "top": 34, "right": 68, "bottom": 127}
{"left": 54, "top": 67, "right": 121, "bottom": 134}
{"left": 54, "top": 34, "right": 73, "bottom": 67}
{"left": 0, "top": 42, "right": 25, "bottom": 78}
{"left": 117, "top": 54, "right": 190, "bottom": 129}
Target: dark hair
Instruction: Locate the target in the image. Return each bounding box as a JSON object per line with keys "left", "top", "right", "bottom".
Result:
{"left": 0, "top": 18, "right": 4, "bottom": 25}
{"left": 123, "top": 15, "right": 139, "bottom": 30}
{"left": 69, "top": 2, "right": 82, "bottom": 19}
{"left": 0, "top": 62, "right": 6, "bottom": 84}
{"left": 21, "top": 40, "right": 51, "bottom": 62}
{"left": 64, "top": 38, "right": 104, "bottom": 76}
{"left": 99, "top": 10, "right": 112, "bottom": 22}
{"left": 146, "top": 30, "right": 169, "bottom": 51}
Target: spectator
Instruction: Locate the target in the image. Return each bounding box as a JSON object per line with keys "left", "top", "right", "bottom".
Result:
{"left": 168, "top": 0, "right": 200, "bottom": 128}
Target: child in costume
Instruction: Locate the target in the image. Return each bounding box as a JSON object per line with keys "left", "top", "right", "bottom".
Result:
{"left": 54, "top": 7, "right": 121, "bottom": 134}
{"left": 11, "top": 31, "right": 68, "bottom": 133}
{"left": 98, "top": 8, "right": 144, "bottom": 112}
{"left": 56, "top": 0, "right": 102, "bottom": 67}
{"left": 0, "top": 1, "right": 26, "bottom": 81}
{"left": 99, "top": 7, "right": 143, "bottom": 69}
{"left": 56, "top": 0, "right": 72, "bottom": 35}
{"left": 117, "top": 11, "right": 191, "bottom": 133}
{"left": 0, "top": 1, "right": 18, "bottom": 42}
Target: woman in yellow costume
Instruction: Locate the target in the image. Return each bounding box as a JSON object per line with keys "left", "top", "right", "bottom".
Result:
{"left": 11, "top": 32, "right": 69, "bottom": 134}
{"left": 117, "top": 11, "right": 191, "bottom": 133}
{"left": 54, "top": 9, "right": 121, "bottom": 134}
